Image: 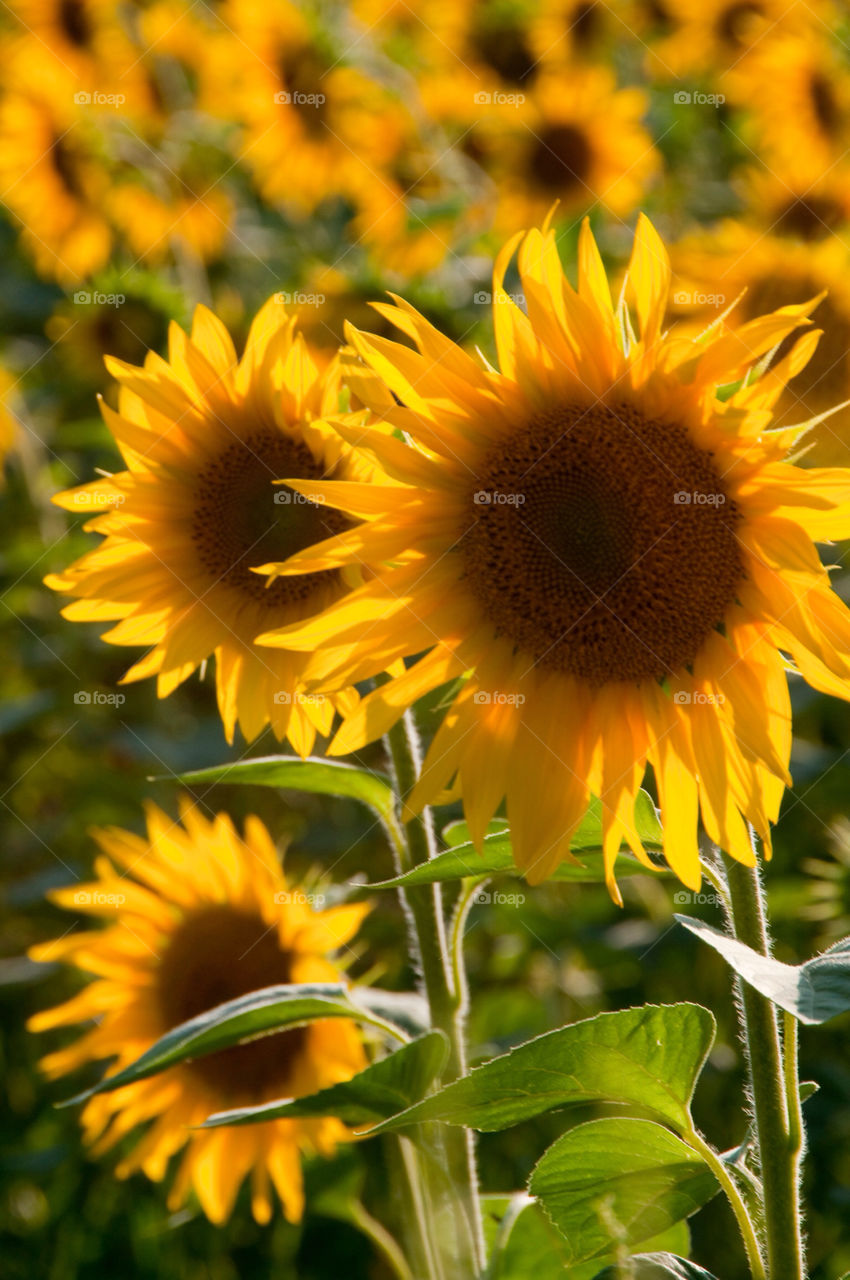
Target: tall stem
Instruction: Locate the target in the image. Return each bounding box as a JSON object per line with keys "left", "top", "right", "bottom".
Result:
{"left": 724, "top": 856, "right": 805, "bottom": 1280}
{"left": 385, "top": 710, "right": 486, "bottom": 1277}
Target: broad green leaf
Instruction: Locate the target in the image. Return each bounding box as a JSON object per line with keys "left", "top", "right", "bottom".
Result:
{"left": 64, "top": 983, "right": 410, "bottom": 1103}
{"left": 530, "top": 1118, "right": 718, "bottom": 1267}
{"left": 374, "top": 792, "right": 664, "bottom": 890}
{"left": 168, "top": 756, "right": 395, "bottom": 820}
{"left": 200, "top": 1031, "right": 449, "bottom": 1128}
{"left": 592, "top": 1254, "right": 718, "bottom": 1279}
{"left": 365, "top": 1003, "right": 715, "bottom": 1135}
{"left": 675, "top": 918, "right": 850, "bottom": 1025}
{"left": 800, "top": 1080, "right": 819, "bottom": 1103}
{"left": 487, "top": 1196, "right": 689, "bottom": 1280}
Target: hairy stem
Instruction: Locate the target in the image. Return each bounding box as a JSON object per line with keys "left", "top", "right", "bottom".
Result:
{"left": 385, "top": 711, "right": 486, "bottom": 1277}
{"left": 724, "top": 856, "right": 805, "bottom": 1280}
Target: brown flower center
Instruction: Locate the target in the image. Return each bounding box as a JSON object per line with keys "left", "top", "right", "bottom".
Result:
{"left": 51, "top": 136, "right": 85, "bottom": 199}
{"left": 716, "top": 1, "right": 765, "bottom": 48}
{"left": 810, "top": 71, "right": 840, "bottom": 136}
{"left": 59, "top": 0, "right": 92, "bottom": 47}
{"left": 190, "top": 430, "right": 349, "bottom": 608}
{"left": 462, "top": 403, "right": 744, "bottom": 684}
{"left": 568, "top": 2, "right": 603, "bottom": 46}
{"left": 157, "top": 905, "right": 308, "bottom": 1097}
{"left": 471, "top": 18, "right": 538, "bottom": 85}
{"left": 775, "top": 195, "right": 845, "bottom": 240}
{"left": 529, "top": 124, "right": 593, "bottom": 194}
{"left": 278, "top": 45, "right": 329, "bottom": 135}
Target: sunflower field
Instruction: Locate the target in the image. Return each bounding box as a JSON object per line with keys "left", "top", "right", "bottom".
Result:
{"left": 6, "top": 2, "right": 850, "bottom": 1278}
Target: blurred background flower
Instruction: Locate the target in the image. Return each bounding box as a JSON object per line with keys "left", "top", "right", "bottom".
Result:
{"left": 4, "top": 1, "right": 850, "bottom": 1277}
{"left": 28, "top": 802, "right": 369, "bottom": 1224}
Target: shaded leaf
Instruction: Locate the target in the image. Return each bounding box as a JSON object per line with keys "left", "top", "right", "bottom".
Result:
{"left": 486, "top": 1195, "right": 689, "bottom": 1280}
{"left": 167, "top": 756, "right": 395, "bottom": 820}
{"left": 64, "top": 983, "right": 410, "bottom": 1103}
{"left": 375, "top": 793, "right": 664, "bottom": 889}
{"left": 530, "top": 1118, "right": 718, "bottom": 1266}
{"left": 201, "top": 1031, "right": 449, "bottom": 1128}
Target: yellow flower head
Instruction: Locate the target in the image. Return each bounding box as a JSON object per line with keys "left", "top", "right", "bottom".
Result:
{"left": 29, "top": 802, "right": 369, "bottom": 1224}
{"left": 648, "top": 0, "right": 835, "bottom": 77}
{"left": 0, "top": 88, "right": 112, "bottom": 284}
{"left": 725, "top": 34, "right": 850, "bottom": 173}
{"left": 257, "top": 216, "right": 850, "bottom": 900}
{"left": 461, "top": 67, "right": 659, "bottom": 232}
{"left": 45, "top": 299, "right": 377, "bottom": 749}
{"left": 672, "top": 207, "right": 850, "bottom": 462}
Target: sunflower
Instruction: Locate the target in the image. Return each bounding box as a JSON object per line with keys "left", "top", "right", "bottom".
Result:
{"left": 529, "top": 0, "right": 630, "bottom": 65}
{"left": 5, "top": 0, "right": 146, "bottom": 98}
{"left": 45, "top": 298, "right": 378, "bottom": 748}
{"left": 0, "top": 88, "right": 112, "bottom": 283}
{"left": 725, "top": 35, "right": 850, "bottom": 173}
{"left": 256, "top": 215, "right": 850, "bottom": 900}
{"left": 649, "top": 0, "right": 835, "bottom": 77}
{"left": 28, "top": 801, "right": 369, "bottom": 1224}
{"left": 462, "top": 67, "right": 659, "bottom": 232}
{"left": 108, "top": 163, "right": 234, "bottom": 266}
{"left": 212, "top": 0, "right": 410, "bottom": 217}
{"left": 672, "top": 214, "right": 850, "bottom": 462}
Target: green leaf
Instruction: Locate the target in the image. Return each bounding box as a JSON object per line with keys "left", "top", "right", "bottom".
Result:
{"left": 592, "top": 1254, "right": 719, "bottom": 1279}
{"left": 64, "top": 983, "right": 411, "bottom": 1103}
{"left": 529, "top": 1118, "right": 718, "bottom": 1266}
{"left": 374, "top": 792, "right": 664, "bottom": 889}
{"left": 364, "top": 1003, "right": 715, "bottom": 1135}
{"left": 675, "top": 918, "right": 850, "bottom": 1025}
{"left": 200, "top": 1031, "right": 449, "bottom": 1128}
{"left": 441, "top": 817, "right": 508, "bottom": 847}
{"left": 488, "top": 1197, "right": 689, "bottom": 1280}
{"left": 166, "top": 756, "right": 395, "bottom": 821}
{"left": 799, "top": 1080, "right": 819, "bottom": 1103}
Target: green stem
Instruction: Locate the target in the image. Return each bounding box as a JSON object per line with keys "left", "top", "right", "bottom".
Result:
{"left": 783, "top": 1012, "right": 804, "bottom": 1168}
{"left": 724, "top": 856, "right": 805, "bottom": 1280}
{"left": 684, "top": 1128, "right": 766, "bottom": 1280}
{"left": 349, "top": 1199, "right": 415, "bottom": 1280}
{"left": 385, "top": 710, "right": 486, "bottom": 1278}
